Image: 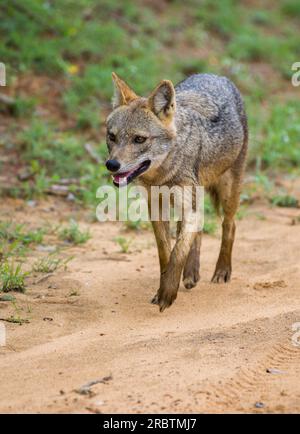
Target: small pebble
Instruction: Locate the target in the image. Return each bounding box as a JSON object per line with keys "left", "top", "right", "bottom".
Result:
{"left": 266, "top": 368, "right": 285, "bottom": 375}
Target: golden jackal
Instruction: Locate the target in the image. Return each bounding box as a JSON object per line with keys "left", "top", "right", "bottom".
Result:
{"left": 105, "top": 73, "right": 248, "bottom": 312}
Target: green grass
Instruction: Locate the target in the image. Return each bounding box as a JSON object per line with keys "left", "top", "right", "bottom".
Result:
{"left": 0, "top": 261, "right": 28, "bottom": 293}
{"left": 0, "top": 221, "right": 45, "bottom": 260}
{"left": 0, "top": 294, "right": 16, "bottom": 302}
{"left": 18, "top": 120, "right": 99, "bottom": 178}
{"left": 0, "top": 300, "right": 30, "bottom": 324}
{"left": 0, "top": 0, "right": 299, "bottom": 208}
{"left": 123, "top": 220, "right": 151, "bottom": 231}
{"left": 271, "top": 194, "right": 299, "bottom": 208}
{"left": 203, "top": 219, "right": 217, "bottom": 235}
{"left": 0, "top": 239, "right": 27, "bottom": 261}
{"left": 32, "top": 254, "right": 73, "bottom": 273}
{"left": 203, "top": 195, "right": 218, "bottom": 234}
{"left": 16, "top": 119, "right": 109, "bottom": 203}
{"left": 114, "top": 236, "right": 132, "bottom": 253}
{"left": 0, "top": 221, "right": 44, "bottom": 245}
{"left": 281, "top": 0, "right": 300, "bottom": 17}
{"left": 194, "top": 0, "right": 299, "bottom": 77}
{"left": 249, "top": 100, "right": 300, "bottom": 170}
{"left": 58, "top": 220, "right": 91, "bottom": 245}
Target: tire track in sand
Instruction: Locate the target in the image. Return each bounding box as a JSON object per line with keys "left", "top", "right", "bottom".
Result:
{"left": 205, "top": 341, "right": 300, "bottom": 412}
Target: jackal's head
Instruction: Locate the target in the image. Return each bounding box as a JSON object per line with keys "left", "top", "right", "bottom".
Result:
{"left": 105, "top": 72, "right": 176, "bottom": 187}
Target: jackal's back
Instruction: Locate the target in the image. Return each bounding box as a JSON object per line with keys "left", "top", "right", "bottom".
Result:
{"left": 173, "top": 73, "right": 248, "bottom": 183}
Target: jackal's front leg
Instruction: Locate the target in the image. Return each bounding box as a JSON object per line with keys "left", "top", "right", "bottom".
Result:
{"left": 154, "top": 222, "right": 197, "bottom": 312}
{"left": 151, "top": 220, "right": 171, "bottom": 275}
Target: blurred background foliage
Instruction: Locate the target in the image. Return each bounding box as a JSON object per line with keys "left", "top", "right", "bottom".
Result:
{"left": 0, "top": 0, "right": 299, "bottom": 207}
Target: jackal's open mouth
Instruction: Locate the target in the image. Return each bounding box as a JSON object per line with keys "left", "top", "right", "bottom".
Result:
{"left": 112, "top": 160, "right": 151, "bottom": 187}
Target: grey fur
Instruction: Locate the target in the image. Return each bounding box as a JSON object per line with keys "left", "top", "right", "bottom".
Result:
{"left": 140, "top": 74, "right": 247, "bottom": 188}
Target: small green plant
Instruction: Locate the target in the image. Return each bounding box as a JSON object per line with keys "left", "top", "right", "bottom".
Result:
{"left": 0, "top": 240, "right": 27, "bottom": 261}
{"left": 271, "top": 194, "right": 299, "bottom": 208}
{"left": 203, "top": 219, "right": 217, "bottom": 235}
{"left": 0, "top": 294, "right": 16, "bottom": 302}
{"left": 0, "top": 261, "right": 28, "bottom": 293}
{"left": 114, "top": 236, "right": 132, "bottom": 253}
{"left": 58, "top": 220, "right": 91, "bottom": 245}
{"left": 203, "top": 195, "right": 218, "bottom": 234}
{"left": 0, "top": 221, "right": 45, "bottom": 260}
{"left": 32, "top": 254, "right": 73, "bottom": 273}
{"left": 123, "top": 220, "right": 151, "bottom": 231}
{"left": 0, "top": 301, "right": 30, "bottom": 324}
{"left": 255, "top": 212, "right": 267, "bottom": 221}
{"left": 236, "top": 205, "right": 248, "bottom": 220}
{"left": 0, "top": 221, "right": 44, "bottom": 245}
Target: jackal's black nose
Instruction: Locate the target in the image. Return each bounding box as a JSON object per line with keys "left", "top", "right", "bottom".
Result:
{"left": 106, "top": 159, "right": 120, "bottom": 172}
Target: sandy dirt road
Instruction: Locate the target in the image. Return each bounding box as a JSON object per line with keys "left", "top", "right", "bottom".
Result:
{"left": 0, "top": 199, "right": 299, "bottom": 413}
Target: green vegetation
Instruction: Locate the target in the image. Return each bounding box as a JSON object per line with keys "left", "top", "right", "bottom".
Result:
{"left": 271, "top": 194, "right": 299, "bottom": 208}
{"left": 0, "top": 294, "right": 16, "bottom": 302}
{"left": 0, "top": 221, "right": 45, "bottom": 260}
{"left": 114, "top": 236, "right": 132, "bottom": 253}
{"left": 32, "top": 253, "right": 73, "bottom": 273}
{"left": 203, "top": 196, "right": 218, "bottom": 234}
{"left": 16, "top": 119, "right": 108, "bottom": 204}
{"left": 249, "top": 101, "right": 300, "bottom": 170}
{"left": 123, "top": 220, "right": 151, "bottom": 232}
{"left": 0, "top": 219, "right": 86, "bottom": 296}
{"left": 194, "top": 0, "right": 299, "bottom": 75}
{"left": 0, "top": 221, "right": 44, "bottom": 245}
{"left": 0, "top": 300, "right": 30, "bottom": 324}
{"left": 58, "top": 220, "right": 91, "bottom": 245}
{"left": 0, "top": 261, "right": 28, "bottom": 293}
{"left": 0, "top": 0, "right": 299, "bottom": 232}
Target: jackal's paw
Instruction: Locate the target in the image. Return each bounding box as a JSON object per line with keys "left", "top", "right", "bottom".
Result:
{"left": 211, "top": 267, "right": 231, "bottom": 283}
{"left": 159, "top": 292, "right": 177, "bottom": 312}
{"left": 152, "top": 289, "right": 177, "bottom": 312}
{"left": 183, "top": 275, "right": 199, "bottom": 290}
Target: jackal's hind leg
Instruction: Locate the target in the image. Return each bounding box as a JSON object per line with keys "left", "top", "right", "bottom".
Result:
{"left": 183, "top": 232, "right": 202, "bottom": 289}
{"left": 212, "top": 217, "right": 235, "bottom": 283}
{"left": 211, "top": 170, "right": 240, "bottom": 284}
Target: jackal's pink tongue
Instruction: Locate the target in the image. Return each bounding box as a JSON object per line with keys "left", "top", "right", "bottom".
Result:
{"left": 113, "top": 171, "right": 132, "bottom": 183}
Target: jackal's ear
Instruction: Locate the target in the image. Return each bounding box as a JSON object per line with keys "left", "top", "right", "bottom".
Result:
{"left": 112, "top": 72, "right": 138, "bottom": 109}
{"left": 148, "top": 80, "right": 176, "bottom": 123}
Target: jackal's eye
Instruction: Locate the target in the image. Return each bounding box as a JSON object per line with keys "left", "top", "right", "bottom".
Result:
{"left": 133, "top": 135, "right": 147, "bottom": 144}
{"left": 107, "top": 132, "right": 116, "bottom": 142}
